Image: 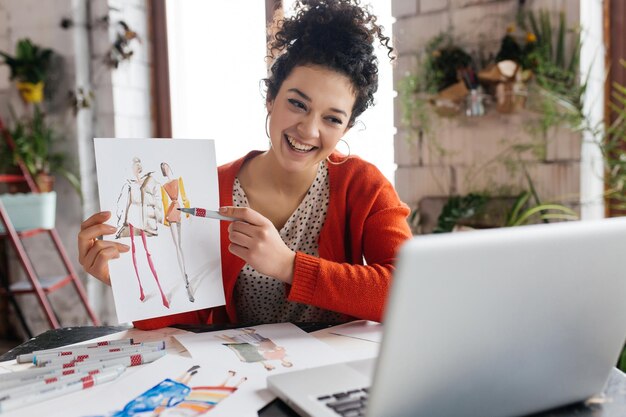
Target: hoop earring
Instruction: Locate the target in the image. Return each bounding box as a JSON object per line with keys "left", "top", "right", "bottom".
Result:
{"left": 265, "top": 113, "right": 271, "bottom": 139}
{"left": 326, "top": 139, "right": 351, "bottom": 165}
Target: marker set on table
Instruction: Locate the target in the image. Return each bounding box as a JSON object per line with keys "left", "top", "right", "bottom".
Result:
{"left": 0, "top": 338, "right": 166, "bottom": 413}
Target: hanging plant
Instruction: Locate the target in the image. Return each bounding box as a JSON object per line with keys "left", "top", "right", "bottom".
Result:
{"left": 106, "top": 21, "right": 141, "bottom": 68}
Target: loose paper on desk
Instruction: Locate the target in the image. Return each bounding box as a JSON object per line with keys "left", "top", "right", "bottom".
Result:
{"left": 329, "top": 320, "right": 383, "bottom": 343}
{"left": 174, "top": 323, "right": 350, "bottom": 416}
{"left": 175, "top": 323, "right": 349, "bottom": 374}
{"left": 94, "top": 138, "right": 225, "bottom": 323}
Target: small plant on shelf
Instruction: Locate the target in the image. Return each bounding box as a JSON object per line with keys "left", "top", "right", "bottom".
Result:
{"left": 0, "top": 38, "right": 54, "bottom": 103}
{"left": 4, "top": 107, "right": 81, "bottom": 197}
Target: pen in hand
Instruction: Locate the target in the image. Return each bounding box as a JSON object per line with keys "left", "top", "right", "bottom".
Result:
{"left": 177, "top": 207, "right": 238, "bottom": 222}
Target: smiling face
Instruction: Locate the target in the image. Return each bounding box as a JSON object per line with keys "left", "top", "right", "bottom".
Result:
{"left": 266, "top": 65, "right": 356, "bottom": 174}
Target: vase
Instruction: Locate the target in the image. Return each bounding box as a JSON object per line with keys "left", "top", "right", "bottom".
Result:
{"left": 16, "top": 81, "right": 44, "bottom": 103}
{"left": 495, "top": 82, "right": 515, "bottom": 113}
{"left": 0, "top": 191, "right": 56, "bottom": 232}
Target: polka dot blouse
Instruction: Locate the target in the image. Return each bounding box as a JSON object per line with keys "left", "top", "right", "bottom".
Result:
{"left": 232, "top": 160, "right": 344, "bottom": 323}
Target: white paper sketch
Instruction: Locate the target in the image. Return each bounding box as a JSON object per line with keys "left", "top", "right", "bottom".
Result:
{"left": 174, "top": 323, "right": 348, "bottom": 375}
{"left": 94, "top": 138, "right": 225, "bottom": 323}
{"left": 89, "top": 365, "right": 247, "bottom": 416}
{"left": 217, "top": 328, "right": 293, "bottom": 371}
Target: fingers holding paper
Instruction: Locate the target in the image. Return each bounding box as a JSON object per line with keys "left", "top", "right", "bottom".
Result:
{"left": 78, "top": 211, "right": 130, "bottom": 285}
{"left": 221, "top": 207, "right": 296, "bottom": 284}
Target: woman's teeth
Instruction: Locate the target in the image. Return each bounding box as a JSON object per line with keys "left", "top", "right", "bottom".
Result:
{"left": 286, "top": 135, "right": 315, "bottom": 152}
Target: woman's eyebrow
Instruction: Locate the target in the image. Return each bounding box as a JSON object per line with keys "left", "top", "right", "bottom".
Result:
{"left": 288, "top": 88, "right": 311, "bottom": 102}
{"left": 287, "top": 88, "right": 348, "bottom": 117}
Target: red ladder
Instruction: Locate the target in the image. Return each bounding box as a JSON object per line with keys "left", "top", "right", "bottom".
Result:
{"left": 0, "top": 114, "right": 100, "bottom": 338}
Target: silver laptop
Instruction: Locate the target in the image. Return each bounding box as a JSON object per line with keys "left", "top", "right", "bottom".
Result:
{"left": 268, "top": 218, "right": 626, "bottom": 417}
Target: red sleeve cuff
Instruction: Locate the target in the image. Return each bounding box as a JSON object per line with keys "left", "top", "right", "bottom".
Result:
{"left": 288, "top": 252, "right": 320, "bottom": 304}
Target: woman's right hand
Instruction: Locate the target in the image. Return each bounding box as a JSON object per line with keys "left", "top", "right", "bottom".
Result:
{"left": 78, "top": 211, "right": 129, "bottom": 285}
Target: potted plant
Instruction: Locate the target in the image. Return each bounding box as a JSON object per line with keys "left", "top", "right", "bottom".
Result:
{"left": 0, "top": 38, "right": 53, "bottom": 103}
{"left": 5, "top": 106, "right": 81, "bottom": 197}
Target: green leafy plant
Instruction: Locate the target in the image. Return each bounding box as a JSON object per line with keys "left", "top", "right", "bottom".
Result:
{"left": 519, "top": 10, "right": 585, "bottom": 132}
{"left": 504, "top": 191, "right": 577, "bottom": 226}
{"left": 430, "top": 46, "right": 473, "bottom": 92}
{"left": 0, "top": 38, "right": 53, "bottom": 84}
{"left": 397, "top": 33, "right": 469, "bottom": 157}
{"left": 398, "top": 74, "right": 432, "bottom": 139}
{"left": 6, "top": 106, "right": 81, "bottom": 197}
{"left": 504, "top": 166, "right": 578, "bottom": 226}
{"left": 602, "top": 60, "right": 626, "bottom": 213}
{"left": 433, "top": 193, "right": 489, "bottom": 233}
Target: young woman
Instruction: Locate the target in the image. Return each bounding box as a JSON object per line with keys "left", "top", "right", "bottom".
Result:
{"left": 77, "top": 0, "right": 412, "bottom": 329}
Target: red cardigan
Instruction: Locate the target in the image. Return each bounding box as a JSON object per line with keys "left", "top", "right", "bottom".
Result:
{"left": 134, "top": 151, "right": 412, "bottom": 329}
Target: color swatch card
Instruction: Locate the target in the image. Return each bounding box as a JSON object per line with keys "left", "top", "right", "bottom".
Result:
{"left": 94, "top": 138, "right": 225, "bottom": 323}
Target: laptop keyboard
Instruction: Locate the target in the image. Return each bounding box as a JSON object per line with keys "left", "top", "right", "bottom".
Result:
{"left": 316, "top": 387, "right": 369, "bottom": 416}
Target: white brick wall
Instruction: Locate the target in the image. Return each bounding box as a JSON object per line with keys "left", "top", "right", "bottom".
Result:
{"left": 392, "top": 0, "right": 418, "bottom": 18}
{"left": 393, "top": 11, "right": 450, "bottom": 55}
{"left": 0, "top": 0, "right": 154, "bottom": 337}
{"left": 450, "top": 1, "right": 517, "bottom": 45}
{"left": 420, "top": 0, "right": 448, "bottom": 14}
{"left": 392, "top": 0, "right": 582, "bottom": 226}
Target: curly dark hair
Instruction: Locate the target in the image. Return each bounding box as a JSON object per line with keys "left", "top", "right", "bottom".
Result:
{"left": 265, "top": 0, "right": 393, "bottom": 127}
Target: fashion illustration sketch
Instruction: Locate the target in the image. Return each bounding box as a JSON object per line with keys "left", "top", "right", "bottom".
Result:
{"left": 95, "top": 138, "right": 225, "bottom": 323}
{"left": 95, "top": 366, "right": 246, "bottom": 416}
{"left": 116, "top": 157, "right": 170, "bottom": 308}
{"left": 217, "top": 328, "right": 293, "bottom": 371}
{"left": 160, "top": 162, "right": 194, "bottom": 302}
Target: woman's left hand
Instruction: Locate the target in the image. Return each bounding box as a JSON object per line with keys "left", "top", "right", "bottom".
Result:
{"left": 219, "top": 206, "right": 296, "bottom": 283}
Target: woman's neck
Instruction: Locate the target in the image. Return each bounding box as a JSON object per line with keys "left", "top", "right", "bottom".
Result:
{"left": 237, "top": 150, "right": 320, "bottom": 229}
{"left": 250, "top": 150, "right": 319, "bottom": 197}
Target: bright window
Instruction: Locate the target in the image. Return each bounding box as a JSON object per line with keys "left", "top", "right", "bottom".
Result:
{"left": 167, "top": 0, "right": 395, "bottom": 184}
{"left": 167, "top": 0, "right": 268, "bottom": 166}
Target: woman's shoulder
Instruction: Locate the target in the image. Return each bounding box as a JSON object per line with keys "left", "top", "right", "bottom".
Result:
{"left": 328, "top": 154, "right": 388, "bottom": 186}
{"left": 328, "top": 155, "right": 409, "bottom": 216}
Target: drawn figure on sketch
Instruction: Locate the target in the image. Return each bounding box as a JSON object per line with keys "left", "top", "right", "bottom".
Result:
{"left": 160, "top": 162, "right": 194, "bottom": 303}
{"left": 115, "top": 157, "right": 169, "bottom": 308}
{"left": 100, "top": 366, "right": 246, "bottom": 417}
{"left": 218, "top": 328, "right": 293, "bottom": 371}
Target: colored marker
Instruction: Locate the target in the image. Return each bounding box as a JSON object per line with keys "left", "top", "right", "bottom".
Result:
{"left": 177, "top": 207, "right": 238, "bottom": 221}
{"left": 0, "top": 363, "right": 109, "bottom": 390}
{"left": 0, "top": 366, "right": 124, "bottom": 400}
{"left": 36, "top": 345, "right": 163, "bottom": 367}
{"left": 48, "top": 349, "right": 166, "bottom": 370}
{"left": 32, "top": 340, "right": 165, "bottom": 365}
{"left": 0, "top": 365, "right": 126, "bottom": 413}
{"left": 93, "top": 350, "right": 166, "bottom": 368}
{"left": 0, "top": 350, "right": 165, "bottom": 391}
{"left": 16, "top": 338, "right": 135, "bottom": 364}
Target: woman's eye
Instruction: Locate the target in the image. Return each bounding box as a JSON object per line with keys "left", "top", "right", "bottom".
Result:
{"left": 288, "top": 99, "right": 306, "bottom": 110}
{"left": 327, "top": 117, "right": 343, "bottom": 125}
